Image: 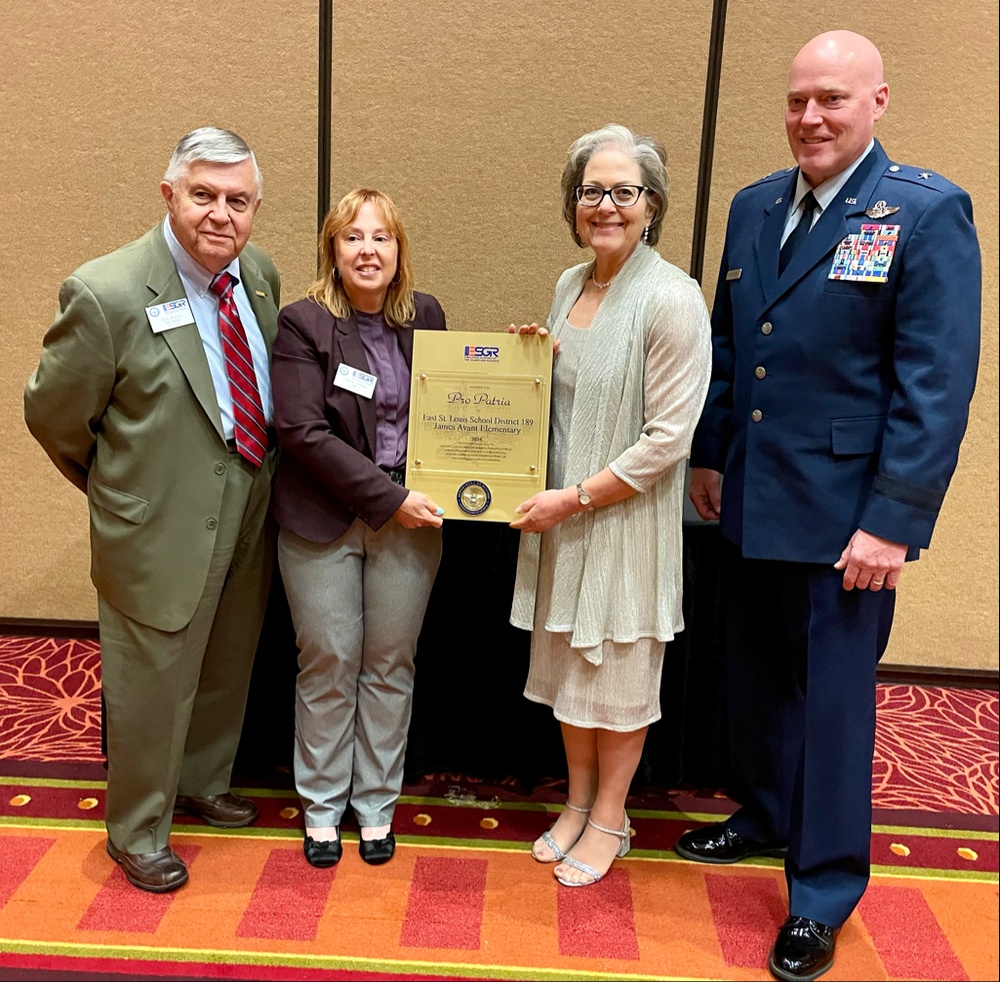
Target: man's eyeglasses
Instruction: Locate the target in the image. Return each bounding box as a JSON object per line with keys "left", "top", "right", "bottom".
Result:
{"left": 574, "top": 185, "right": 649, "bottom": 208}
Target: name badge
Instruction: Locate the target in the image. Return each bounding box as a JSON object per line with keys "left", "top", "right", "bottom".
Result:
{"left": 829, "top": 224, "right": 900, "bottom": 283}
{"left": 145, "top": 298, "right": 195, "bottom": 333}
{"left": 333, "top": 362, "right": 377, "bottom": 399}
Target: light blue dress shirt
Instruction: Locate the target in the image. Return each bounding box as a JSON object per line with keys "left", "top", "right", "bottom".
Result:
{"left": 781, "top": 139, "right": 875, "bottom": 246}
{"left": 162, "top": 218, "right": 273, "bottom": 439}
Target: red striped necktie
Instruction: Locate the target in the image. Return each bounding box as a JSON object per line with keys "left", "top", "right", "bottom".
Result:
{"left": 210, "top": 272, "right": 267, "bottom": 466}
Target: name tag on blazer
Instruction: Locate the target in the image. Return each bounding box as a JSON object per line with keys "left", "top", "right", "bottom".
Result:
{"left": 145, "top": 299, "right": 195, "bottom": 332}
{"left": 333, "top": 362, "right": 377, "bottom": 399}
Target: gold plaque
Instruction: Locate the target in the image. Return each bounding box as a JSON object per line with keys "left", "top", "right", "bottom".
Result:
{"left": 407, "top": 331, "right": 552, "bottom": 522}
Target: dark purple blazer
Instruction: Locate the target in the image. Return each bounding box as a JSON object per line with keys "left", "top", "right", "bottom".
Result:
{"left": 271, "top": 291, "right": 447, "bottom": 543}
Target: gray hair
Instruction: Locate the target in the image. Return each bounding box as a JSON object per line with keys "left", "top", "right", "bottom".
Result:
{"left": 163, "top": 127, "right": 263, "bottom": 199}
{"left": 561, "top": 123, "right": 668, "bottom": 247}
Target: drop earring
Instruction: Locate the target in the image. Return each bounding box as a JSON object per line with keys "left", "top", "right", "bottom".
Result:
{"left": 643, "top": 225, "right": 650, "bottom": 243}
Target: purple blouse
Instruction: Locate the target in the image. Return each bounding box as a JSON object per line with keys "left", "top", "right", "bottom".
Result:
{"left": 355, "top": 310, "right": 410, "bottom": 469}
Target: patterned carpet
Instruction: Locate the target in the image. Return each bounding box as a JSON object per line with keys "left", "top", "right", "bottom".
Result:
{"left": 1, "top": 635, "right": 996, "bottom": 816}
{"left": 0, "top": 634, "right": 997, "bottom": 981}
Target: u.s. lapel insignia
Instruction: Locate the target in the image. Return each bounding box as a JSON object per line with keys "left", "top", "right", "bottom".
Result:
{"left": 774, "top": 197, "right": 783, "bottom": 204}
{"left": 918, "top": 172, "right": 932, "bottom": 179}
{"left": 845, "top": 197, "right": 858, "bottom": 205}
{"left": 866, "top": 200, "right": 900, "bottom": 219}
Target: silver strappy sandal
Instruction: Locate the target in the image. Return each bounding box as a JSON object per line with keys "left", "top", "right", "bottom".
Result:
{"left": 554, "top": 812, "right": 631, "bottom": 886}
{"left": 531, "top": 801, "right": 591, "bottom": 863}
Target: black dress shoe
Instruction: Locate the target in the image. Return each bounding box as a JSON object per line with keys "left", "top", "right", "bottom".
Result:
{"left": 359, "top": 830, "right": 396, "bottom": 865}
{"left": 768, "top": 916, "right": 837, "bottom": 981}
{"left": 174, "top": 792, "right": 259, "bottom": 828}
{"left": 304, "top": 835, "right": 343, "bottom": 868}
{"left": 106, "top": 839, "right": 189, "bottom": 893}
{"left": 674, "top": 822, "right": 787, "bottom": 864}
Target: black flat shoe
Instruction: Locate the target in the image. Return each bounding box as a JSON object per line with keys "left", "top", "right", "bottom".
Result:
{"left": 674, "top": 822, "right": 787, "bottom": 864}
{"left": 768, "top": 916, "right": 837, "bottom": 981}
{"left": 359, "top": 830, "right": 396, "bottom": 865}
{"left": 304, "top": 835, "right": 342, "bottom": 868}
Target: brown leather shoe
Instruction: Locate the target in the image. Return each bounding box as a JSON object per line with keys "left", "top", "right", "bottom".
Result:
{"left": 106, "top": 839, "right": 188, "bottom": 893}
{"left": 174, "top": 792, "right": 259, "bottom": 828}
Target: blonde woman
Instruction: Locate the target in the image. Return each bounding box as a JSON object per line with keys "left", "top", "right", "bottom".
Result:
{"left": 272, "top": 189, "right": 445, "bottom": 867}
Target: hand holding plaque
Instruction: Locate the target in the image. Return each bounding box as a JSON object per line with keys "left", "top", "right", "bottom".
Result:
{"left": 406, "top": 330, "right": 553, "bottom": 522}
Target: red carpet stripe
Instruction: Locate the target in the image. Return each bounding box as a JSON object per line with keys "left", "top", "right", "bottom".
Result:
{"left": 858, "top": 884, "right": 970, "bottom": 980}
{"left": 705, "top": 872, "right": 786, "bottom": 967}
{"left": 556, "top": 866, "right": 639, "bottom": 960}
{"left": 399, "top": 857, "right": 487, "bottom": 950}
{"left": 77, "top": 844, "right": 200, "bottom": 933}
{"left": 237, "top": 846, "right": 336, "bottom": 941}
{"left": 0, "top": 835, "right": 55, "bottom": 908}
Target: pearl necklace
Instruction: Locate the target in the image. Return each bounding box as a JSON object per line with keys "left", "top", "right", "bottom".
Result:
{"left": 591, "top": 271, "right": 613, "bottom": 290}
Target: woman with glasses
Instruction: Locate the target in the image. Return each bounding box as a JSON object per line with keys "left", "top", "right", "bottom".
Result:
{"left": 510, "top": 124, "right": 711, "bottom": 887}
{"left": 271, "top": 188, "right": 446, "bottom": 868}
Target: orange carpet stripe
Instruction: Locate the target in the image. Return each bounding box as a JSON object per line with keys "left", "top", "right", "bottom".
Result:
{"left": 1, "top": 825, "right": 997, "bottom": 980}
{"left": 0, "top": 835, "right": 54, "bottom": 907}
{"left": 859, "top": 884, "right": 969, "bottom": 981}
{"left": 236, "top": 846, "right": 336, "bottom": 942}
{"left": 77, "top": 843, "right": 201, "bottom": 934}
{"left": 556, "top": 867, "right": 639, "bottom": 960}
{"left": 400, "top": 857, "right": 488, "bottom": 950}
{"left": 704, "top": 872, "right": 784, "bottom": 968}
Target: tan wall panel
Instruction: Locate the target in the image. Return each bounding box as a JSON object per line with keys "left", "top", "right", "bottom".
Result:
{"left": 1, "top": 0, "right": 317, "bottom": 619}
{"left": 327, "top": 0, "right": 713, "bottom": 336}
{"left": 706, "top": 6, "right": 999, "bottom": 669}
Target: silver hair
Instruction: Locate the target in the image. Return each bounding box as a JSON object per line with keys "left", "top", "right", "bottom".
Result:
{"left": 561, "top": 123, "right": 668, "bottom": 247}
{"left": 163, "top": 127, "right": 263, "bottom": 199}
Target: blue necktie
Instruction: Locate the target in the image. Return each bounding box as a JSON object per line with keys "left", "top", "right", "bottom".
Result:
{"left": 779, "top": 191, "right": 818, "bottom": 275}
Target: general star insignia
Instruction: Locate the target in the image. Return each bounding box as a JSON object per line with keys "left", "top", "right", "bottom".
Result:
{"left": 918, "top": 172, "right": 932, "bottom": 179}
{"left": 866, "top": 200, "right": 901, "bottom": 219}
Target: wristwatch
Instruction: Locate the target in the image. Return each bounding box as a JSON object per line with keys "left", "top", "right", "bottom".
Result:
{"left": 575, "top": 482, "right": 594, "bottom": 511}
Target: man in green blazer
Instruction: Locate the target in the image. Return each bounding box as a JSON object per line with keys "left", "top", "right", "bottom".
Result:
{"left": 24, "top": 128, "right": 280, "bottom": 893}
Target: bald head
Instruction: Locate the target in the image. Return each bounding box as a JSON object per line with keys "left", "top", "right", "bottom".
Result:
{"left": 794, "top": 31, "right": 884, "bottom": 88}
{"left": 785, "top": 31, "right": 890, "bottom": 186}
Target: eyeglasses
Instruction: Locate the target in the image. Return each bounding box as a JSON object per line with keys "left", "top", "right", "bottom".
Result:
{"left": 574, "top": 185, "right": 649, "bottom": 208}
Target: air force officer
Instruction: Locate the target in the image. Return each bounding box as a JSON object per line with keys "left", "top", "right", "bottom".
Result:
{"left": 678, "top": 31, "right": 981, "bottom": 982}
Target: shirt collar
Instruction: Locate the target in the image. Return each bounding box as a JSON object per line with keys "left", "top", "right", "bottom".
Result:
{"left": 161, "top": 217, "right": 241, "bottom": 296}
{"left": 792, "top": 139, "right": 875, "bottom": 215}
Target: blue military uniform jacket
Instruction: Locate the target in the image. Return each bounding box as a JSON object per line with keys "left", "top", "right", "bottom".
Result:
{"left": 692, "top": 140, "right": 980, "bottom": 563}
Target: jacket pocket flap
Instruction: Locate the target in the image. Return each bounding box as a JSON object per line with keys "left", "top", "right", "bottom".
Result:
{"left": 830, "top": 416, "right": 885, "bottom": 456}
{"left": 89, "top": 480, "right": 148, "bottom": 524}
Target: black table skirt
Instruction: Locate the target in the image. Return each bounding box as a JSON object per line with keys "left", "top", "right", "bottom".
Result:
{"left": 236, "top": 522, "right": 732, "bottom": 792}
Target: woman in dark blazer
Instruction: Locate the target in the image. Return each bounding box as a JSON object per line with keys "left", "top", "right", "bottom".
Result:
{"left": 271, "top": 188, "right": 446, "bottom": 868}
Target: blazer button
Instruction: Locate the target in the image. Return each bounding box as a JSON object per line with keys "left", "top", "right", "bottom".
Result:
{"left": 754, "top": 366, "right": 766, "bottom": 379}
{"left": 206, "top": 517, "right": 218, "bottom": 530}
{"left": 761, "top": 322, "right": 773, "bottom": 335}
{"left": 214, "top": 462, "right": 226, "bottom": 475}
{"left": 751, "top": 409, "right": 763, "bottom": 423}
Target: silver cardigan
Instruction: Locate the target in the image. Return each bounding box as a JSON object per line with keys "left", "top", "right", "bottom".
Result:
{"left": 510, "top": 244, "right": 712, "bottom": 664}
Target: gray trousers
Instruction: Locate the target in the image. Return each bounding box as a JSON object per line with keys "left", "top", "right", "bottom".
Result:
{"left": 278, "top": 518, "right": 441, "bottom": 828}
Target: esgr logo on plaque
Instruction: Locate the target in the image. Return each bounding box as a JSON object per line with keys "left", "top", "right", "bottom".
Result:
{"left": 463, "top": 345, "right": 500, "bottom": 362}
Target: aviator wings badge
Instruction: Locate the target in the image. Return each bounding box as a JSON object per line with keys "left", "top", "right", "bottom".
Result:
{"left": 866, "top": 200, "right": 900, "bottom": 219}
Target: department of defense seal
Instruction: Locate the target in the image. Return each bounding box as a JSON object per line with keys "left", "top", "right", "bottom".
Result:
{"left": 457, "top": 480, "right": 492, "bottom": 516}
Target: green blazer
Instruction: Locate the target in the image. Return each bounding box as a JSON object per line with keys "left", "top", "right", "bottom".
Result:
{"left": 25, "top": 225, "right": 281, "bottom": 632}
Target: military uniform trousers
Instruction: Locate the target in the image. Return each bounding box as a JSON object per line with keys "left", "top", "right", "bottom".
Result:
{"left": 723, "top": 542, "right": 896, "bottom": 928}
